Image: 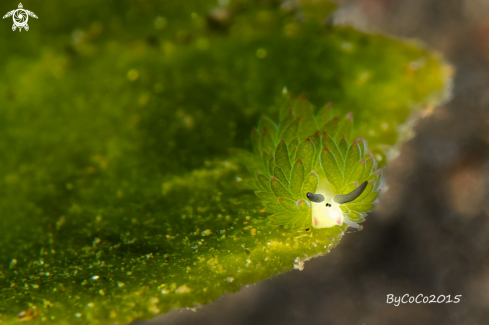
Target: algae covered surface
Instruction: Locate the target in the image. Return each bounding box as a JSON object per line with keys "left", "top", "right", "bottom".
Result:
{"left": 0, "top": 0, "right": 449, "bottom": 324}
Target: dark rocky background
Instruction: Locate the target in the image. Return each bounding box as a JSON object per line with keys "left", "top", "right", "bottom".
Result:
{"left": 134, "top": 0, "right": 489, "bottom": 324}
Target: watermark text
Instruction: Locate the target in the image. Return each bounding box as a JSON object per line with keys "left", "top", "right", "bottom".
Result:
{"left": 386, "top": 294, "right": 462, "bottom": 306}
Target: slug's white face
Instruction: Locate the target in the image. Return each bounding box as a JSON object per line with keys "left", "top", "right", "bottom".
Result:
{"left": 307, "top": 179, "right": 369, "bottom": 229}
{"left": 311, "top": 190, "right": 344, "bottom": 228}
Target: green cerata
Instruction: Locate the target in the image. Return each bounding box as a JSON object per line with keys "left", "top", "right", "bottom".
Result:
{"left": 234, "top": 94, "right": 383, "bottom": 230}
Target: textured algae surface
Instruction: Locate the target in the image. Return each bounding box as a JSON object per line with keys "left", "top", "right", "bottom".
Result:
{"left": 0, "top": 0, "right": 449, "bottom": 324}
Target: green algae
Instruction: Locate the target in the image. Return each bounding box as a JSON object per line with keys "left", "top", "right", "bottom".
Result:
{"left": 0, "top": 0, "right": 450, "bottom": 324}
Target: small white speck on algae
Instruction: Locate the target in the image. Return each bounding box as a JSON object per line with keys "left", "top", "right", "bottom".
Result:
{"left": 175, "top": 284, "right": 191, "bottom": 293}
{"left": 293, "top": 257, "right": 305, "bottom": 271}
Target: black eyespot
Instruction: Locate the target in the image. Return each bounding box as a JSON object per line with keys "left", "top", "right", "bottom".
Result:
{"left": 326, "top": 203, "right": 332, "bottom": 207}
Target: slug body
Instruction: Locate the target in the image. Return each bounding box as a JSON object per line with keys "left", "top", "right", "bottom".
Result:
{"left": 235, "top": 96, "right": 382, "bottom": 230}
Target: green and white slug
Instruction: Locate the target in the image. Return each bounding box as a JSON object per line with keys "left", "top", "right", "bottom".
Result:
{"left": 233, "top": 95, "right": 382, "bottom": 230}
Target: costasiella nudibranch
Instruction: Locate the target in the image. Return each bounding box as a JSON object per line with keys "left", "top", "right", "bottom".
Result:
{"left": 233, "top": 95, "right": 382, "bottom": 230}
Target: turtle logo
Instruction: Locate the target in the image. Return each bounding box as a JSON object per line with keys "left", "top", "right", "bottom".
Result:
{"left": 3, "top": 3, "right": 38, "bottom": 32}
